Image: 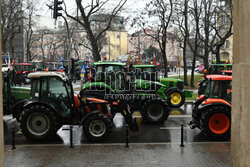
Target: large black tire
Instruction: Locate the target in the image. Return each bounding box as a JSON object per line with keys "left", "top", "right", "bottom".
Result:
{"left": 83, "top": 113, "right": 112, "bottom": 142}
{"left": 20, "top": 105, "right": 59, "bottom": 141}
{"left": 200, "top": 106, "right": 231, "bottom": 140}
{"left": 166, "top": 88, "right": 185, "bottom": 108}
{"left": 141, "top": 99, "right": 170, "bottom": 124}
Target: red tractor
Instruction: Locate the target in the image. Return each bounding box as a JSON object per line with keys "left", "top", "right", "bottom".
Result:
{"left": 13, "top": 63, "right": 34, "bottom": 84}
{"left": 189, "top": 75, "right": 232, "bottom": 139}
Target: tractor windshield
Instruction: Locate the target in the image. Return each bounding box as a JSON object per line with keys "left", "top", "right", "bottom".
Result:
{"left": 136, "top": 67, "right": 156, "bottom": 81}
{"left": 95, "top": 65, "right": 125, "bottom": 91}
{"left": 205, "top": 80, "right": 232, "bottom": 101}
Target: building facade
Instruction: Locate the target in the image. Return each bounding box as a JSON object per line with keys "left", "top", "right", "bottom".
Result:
{"left": 128, "top": 29, "right": 182, "bottom": 64}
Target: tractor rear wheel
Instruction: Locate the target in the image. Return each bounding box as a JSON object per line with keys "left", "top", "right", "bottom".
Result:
{"left": 141, "top": 99, "right": 170, "bottom": 124}
{"left": 200, "top": 106, "right": 231, "bottom": 140}
{"left": 166, "top": 88, "right": 185, "bottom": 108}
{"left": 20, "top": 105, "right": 59, "bottom": 141}
{"left": 83, "top": 114, "right": 112, "bottom": 142}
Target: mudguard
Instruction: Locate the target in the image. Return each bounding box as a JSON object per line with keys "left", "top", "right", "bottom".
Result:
{"left": 197, "top": 102, "right": 231, "bottom": 112}
{"left": 12, "top": 99, "right": 29, "bottom": 120}
{"left": 193, "top": 95, "right": 206, "bottom": 108}
{"left": 18, "top": 101, "right": 61, "bottom": 120}
{"left": 80, "top": 110, "right": 100, "bottom": 125}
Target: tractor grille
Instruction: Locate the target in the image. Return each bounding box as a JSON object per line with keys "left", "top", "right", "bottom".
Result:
{"left": 177, "top": 82, "right": 184, "bottom": 90}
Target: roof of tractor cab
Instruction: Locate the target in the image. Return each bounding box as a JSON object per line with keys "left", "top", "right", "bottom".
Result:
{"left": 221, "top": 70, "right": 232, "bottom": 73}
{"left": 133, "top": 64, "right": 155, "bottom": 68}
{"left": 27, "top": 72, "right": 68, "bottom": 81}
{"left": 94, "top": 62, "right": 126, "bottom": 66}
{"left": 206, "top": 75, "right": 232, "bottom": 81}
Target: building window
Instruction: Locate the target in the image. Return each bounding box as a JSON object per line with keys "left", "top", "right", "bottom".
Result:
{"left": 226, "top": 40, "right": 230, "bottom": 49}
{"left": 117, "top": 35, "right": 120, "bottom": 39}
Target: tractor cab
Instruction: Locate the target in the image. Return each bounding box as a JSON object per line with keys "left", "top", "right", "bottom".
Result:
{"left": 95, "top": 62, "right": 126, "bottom": 91}
{"left": 28, "top": 72, "right": 74, "bottom": 117}
{"left": 134, "top": 64, "right": 156, "bottom": 81}
{"left": 203, "top": 75, "right": 232, "bottom": 103}
{"left": 195, "top": 75, "right": 232, "bottom": 107}
{"left": 82, "top": 62, "right": 128, "bottom": 97}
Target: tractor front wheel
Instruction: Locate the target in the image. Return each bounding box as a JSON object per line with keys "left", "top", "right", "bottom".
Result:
{"left": 200, "top": 106, "right": 231, "bottom": 140}
{"left": 166, "top": 88, "right": 185, "bottom": 108}
{"left": 20, "top": 105, "right": 59, "bottom": 141}
{"left": 83, "top": 114, "right": 112, "bottom": 142}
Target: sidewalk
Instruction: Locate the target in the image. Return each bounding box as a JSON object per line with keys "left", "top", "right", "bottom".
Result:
{"left": 4, "top": 142, "right": 230, "bottom": 167}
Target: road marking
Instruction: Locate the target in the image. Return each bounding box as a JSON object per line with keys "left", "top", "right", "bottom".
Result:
{"left": 160, "top": 127, "right": 190, "bottom": 130}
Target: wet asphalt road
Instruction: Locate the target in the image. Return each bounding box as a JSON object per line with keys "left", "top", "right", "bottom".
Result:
{"left": 3, "top": 103, "right": 229, "bottom": 146}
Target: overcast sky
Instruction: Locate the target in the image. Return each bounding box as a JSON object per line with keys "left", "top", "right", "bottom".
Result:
{"left": 37, "top": 0, "right": 149, "bottom": 33}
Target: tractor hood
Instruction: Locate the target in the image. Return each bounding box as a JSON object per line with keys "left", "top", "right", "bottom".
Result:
{"left": 10, "top": 86, "right": 31, "bottom": 100}
{"left": 159, "top": 78, "right": 183, "bottom": 83}
{"left": 135, "top": 79, "right": 166, "bottom": 89}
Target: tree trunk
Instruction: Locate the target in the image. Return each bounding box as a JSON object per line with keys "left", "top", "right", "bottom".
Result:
{"left": 183, "top": 0, "right": 189, "bottom": 86}
{"left": 162, "top": 50, "right": 168, "bottom": 77}
{"left": 215, "top": 47, "right": 221, "bottom": 64}
{"left": 190, "top": 54, "right": 196, "bottom": 87}
{"left": 91, "top": 39, "right": 101, "bottom": 61}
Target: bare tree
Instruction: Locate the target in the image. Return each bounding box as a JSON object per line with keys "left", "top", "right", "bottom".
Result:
{"left": 209, "top": 0, "right": 233, "bottom": 63}
{"left": 23, "top": 0, "right": 39, "bottom": 61}
{"left": 133, "top": 0, "right": 174, "bottom": 77}
{"left": 1, "top": 0, "right": 24, "bottom": 57}
{"left": 174, "top": 0, "right": 189, "bottom": 86}
{"left": 63, "top": 0, "right": 127, "bottom": 61}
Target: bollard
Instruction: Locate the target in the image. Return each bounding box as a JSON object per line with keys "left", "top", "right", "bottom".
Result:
{"left": 11, "top": 126, "right": 16, "bottom": 150}
{"left": 125, "top": 124, "right": 129, "bottom": 148}
{"left": 180, "top": 124, "right": 185, "bottom": 147}
{"left": 70, "top": 125, "right": 74, "bottom": 148}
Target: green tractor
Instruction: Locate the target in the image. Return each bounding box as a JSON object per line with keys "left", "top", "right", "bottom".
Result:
{"left": 189, "top": 75, "right": 232, "bottom": 139}
{"left": 81, "top": 62, "right": 170, "bottom": 124}
{"left": 12, "top": 71, "right": 139, "bottom": 142}
{"left": 207, "top": 64, "right": 232, "bottom": 75}
{"left": 133, "top": 64, "right": 192, "bottom": 107}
